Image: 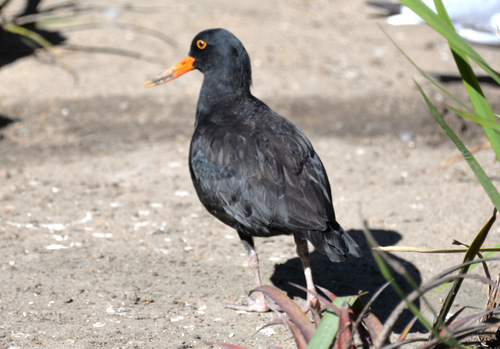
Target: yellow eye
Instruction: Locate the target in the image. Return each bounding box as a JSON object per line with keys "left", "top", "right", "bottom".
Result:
{"left": 196, "top": 39, "right": 207, "bottom": 50}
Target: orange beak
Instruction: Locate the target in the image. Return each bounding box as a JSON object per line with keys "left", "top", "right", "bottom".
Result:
{"left": 144, "top": 56, "right": 195, "bottom": 87}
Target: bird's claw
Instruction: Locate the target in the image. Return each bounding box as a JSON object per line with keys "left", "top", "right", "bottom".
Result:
{"left": 302, "top": 298, "right": 321, "bottom": 314}
{"left": 226, "top": 291, "right": 271, "bottom": 312}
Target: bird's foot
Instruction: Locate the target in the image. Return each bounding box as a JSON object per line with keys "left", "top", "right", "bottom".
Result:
{"left": 226, "top": 291, "right": 271, "bottom": 313}
{"left": 301, "top": 294, "right": 322, "bottom": 314}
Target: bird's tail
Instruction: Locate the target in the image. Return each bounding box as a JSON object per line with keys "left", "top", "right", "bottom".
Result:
{"left": 306, "top": 224, "right": 362, "bottom": 263}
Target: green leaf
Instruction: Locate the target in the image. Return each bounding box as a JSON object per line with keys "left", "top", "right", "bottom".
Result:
{"left": 448, "top": 46, "right": 500, "bottom": 162}
{"left": 401, "top": 0, "right": 500, "bottom": 161}
{"left": 361, "top": 216, "right": 448, "bottom": 345}
{"left": 448, "top": 106, "right": 500, "bottom": 131}
{"left": 3, "top": 22, "right": 55, "bottom": 50}
{"left": 35, "top": 16, "right": 95, "bottom": 28}
{"left": 483, "top": 242, "right": 500, "bottom": 259}
{"left": 433, "top": 209, "right": 497, "bottom": 331}
{"left": 415, "top": 81, "right": 500, "bottom": 211}
{"left": 308, "top": 309, "right": 339, "bottom": 348}
{"left": 380, "top": 25, "right": 473, "bottom": 114}
{"left": 0, "top": 0, "right": 11, "bottom": 12}
{"left": 307, "top": 294, "right": 359, "bottom": 348}
{"left": 400, "top": 0, "right": 500, "bottom": 85}
{"left": 2, "top": 22, "right": 75, "bottom": 79}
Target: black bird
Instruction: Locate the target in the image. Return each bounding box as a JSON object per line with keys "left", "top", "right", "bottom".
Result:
{"left": 145, "top": 28, "right": 361, "bottom": 312}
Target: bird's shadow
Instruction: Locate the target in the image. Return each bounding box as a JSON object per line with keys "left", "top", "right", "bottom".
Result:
{"left": 0, "top": 114, "right": 15, "bottom": 129}
{"left": 435, "top": 74, "right": 500, "bottom": 88}
{"left": 0, "top": 113, "right": 17, "bottom": 144}
{"left": 270, "top": 229, "right": 424, "bottom": 333}
{"left": 0, "top": 0, "right": 66, "bottom": 68}
{"left": 0, "top": 29, "right": 66, "bottom": 68}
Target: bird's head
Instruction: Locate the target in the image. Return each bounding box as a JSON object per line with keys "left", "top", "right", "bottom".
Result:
{"left": 145, "top": 28, "right": 252, "bottom": 91}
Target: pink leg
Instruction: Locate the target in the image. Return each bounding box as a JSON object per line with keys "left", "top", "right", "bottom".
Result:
{"left": 226, "top": 235, "right": 270, "bottom": 312}
{"left": 294, "top": 236, "right": 320, "bottom": 313}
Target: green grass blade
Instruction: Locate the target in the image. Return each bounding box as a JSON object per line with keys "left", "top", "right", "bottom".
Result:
{"left": 433, "top": 0, "right": 500, "bottom": 160}
{"left": 415, "top": 81, "right": 500, "bottom": 211}
{"left": 433, "top": 243, "right": 500, "bottom": 296}
{"left": 414, "top": 0, "right": 500, "bottom": 160}
{"left": 0, "top": 0, "right": 10, "bottom": 12}
{"left": 2, "top": 22, "right": 75, "bottom": 79}
{"left": 448, "top": 106, "right": 500, "bottom": 131}
{"left": 33, "top": 16, "right": 94, "bottom": 28}
{"left": 360, "top": 215, "right": 449, "bottom": 345}
{"left": 380, "top": 25, "right": 473, "bottom": 114}
{"left": 3, "top": 22, "right": 55, "bottom": 51}
{"left": 433, "top": 209, "right": 497, "bottom": 331}
{"left": 433, "top": 0, "right": 453, "bottom": 27}
{"left": 400, "top": 0, "right": 500, "bottom": 85}
{"left": 448, "top": 49, "right": 500, "bottom": 161}
{"left": 375, "top": 246, "right": 500, "bottom": 253}
{"left": 483, "top": 242, "right": 500, "bottom": 259}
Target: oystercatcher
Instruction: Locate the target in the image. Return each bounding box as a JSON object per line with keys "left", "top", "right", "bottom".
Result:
{"left": 145, "top": 28, "right": 361, "bottom": 312}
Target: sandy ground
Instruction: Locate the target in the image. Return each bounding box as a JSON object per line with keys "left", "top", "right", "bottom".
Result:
{"left": 1, "top": 0, "right": 500, "bottom": 348}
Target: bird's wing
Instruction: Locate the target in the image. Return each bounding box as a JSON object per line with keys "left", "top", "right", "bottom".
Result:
{"left": 190, "top": 112, "right": 335, "bottom": 236}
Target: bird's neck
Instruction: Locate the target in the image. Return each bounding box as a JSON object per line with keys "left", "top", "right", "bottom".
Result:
{"left": 195, "top": 74, "right": 251, "bottom": 124}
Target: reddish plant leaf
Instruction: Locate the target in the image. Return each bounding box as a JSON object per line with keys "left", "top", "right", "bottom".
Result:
{"left": 397, "top": 316, "right": 417, "bottom": 343}
{"left": 351, "top": 281, "right": 391, "bottom": 345}
{"left": 207, "top": 343, "right": 248, "bottom": 349}
{"left": 316, "top": 285, "right": 339, "bottom": 302}
{"left": 253, "top": 285, "right": 315, "bottom": 343}
{"left": 363, "top": 312, "right": 384, "bottom": 343}
{"left": 276, "top": 312, "right": 308, "bottom": 349}
{"left": 289, "top": 283, "right": 342, "bottom": 315}
{"left": 479, "top": 275, "right": 500, "bottom": 345}
{"left": 336, "top": 301, "right": 353, "bottom": 349}
{"left": 310, "top": 307, "right": 322, "bottom": 328}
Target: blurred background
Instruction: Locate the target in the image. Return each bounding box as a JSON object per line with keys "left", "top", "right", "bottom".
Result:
{"left": 1, "top": 1, "right": 500, "bottom": 348}
{"left": 2, "top": 0, "right": 499, "bottom": 150}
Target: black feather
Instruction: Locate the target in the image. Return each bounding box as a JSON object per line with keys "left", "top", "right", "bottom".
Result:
{"left": 185, "top": 29, "right": 361, "bottom": 261}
